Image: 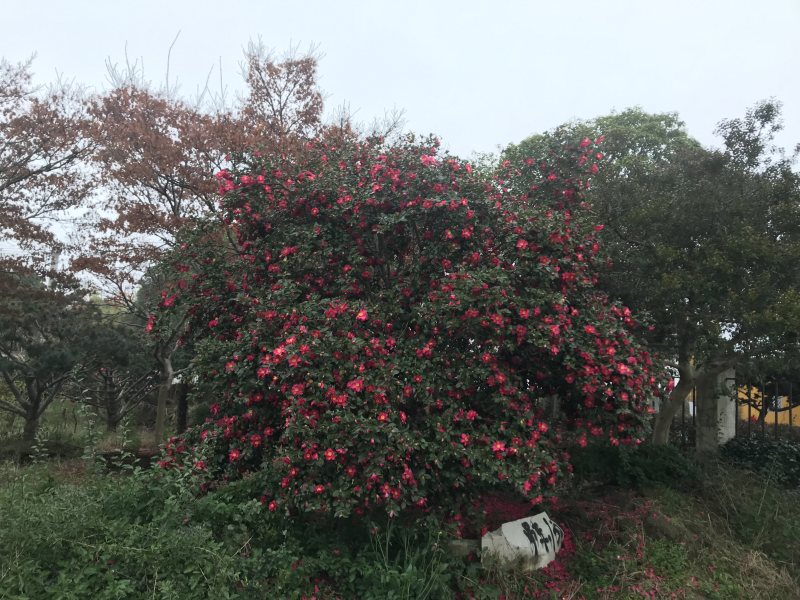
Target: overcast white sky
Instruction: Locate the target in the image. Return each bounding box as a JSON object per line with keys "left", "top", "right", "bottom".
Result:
{"left": 3, "top": 0, "right": 799, "bottom": 158}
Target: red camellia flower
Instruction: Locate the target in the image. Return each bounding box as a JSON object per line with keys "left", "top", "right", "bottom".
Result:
{"left": 228, "top": 449, "right": 241, "bottom": 462}
{"left": 356, "top": 308, "right": 368, "bottom": 322}
{"left": 616, "top": 363, "right": 633, "bottom": 375}
{"left": 346, "top": 378, "right": 364, "bottom": 393}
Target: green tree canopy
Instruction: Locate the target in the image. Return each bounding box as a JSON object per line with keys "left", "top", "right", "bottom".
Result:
{"left": 506, "top": 103, "right": 800, "bottom": 451}
{"left": 0, "top": 267, "right": 96, "bottom": 441}
{"left": 74, "top": 314, "right": 158, "bottom": 431}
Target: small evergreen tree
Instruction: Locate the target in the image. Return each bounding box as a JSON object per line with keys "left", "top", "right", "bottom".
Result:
{"left": 0, "top": 268, "right": 94, "bottom": 441}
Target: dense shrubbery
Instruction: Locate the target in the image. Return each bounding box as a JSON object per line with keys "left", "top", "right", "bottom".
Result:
{"left": 152, "top": 134, "right": 665, "bottom": 519}
{"left": 4, "top": 457, "right": 800, "bottom": 599}
{"left": 722, "top": 435, "right": 800, "bottom": 487}
{"left": 571, "top": 442, "right": 700, "bottom": 489}
{"left": 0, "top": 467, "right": 248, "bottom": 598}
{"left": 0, "top": 465, "right": 521, "bottom": 598}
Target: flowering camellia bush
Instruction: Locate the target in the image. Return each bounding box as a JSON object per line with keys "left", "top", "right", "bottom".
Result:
{"left": 153, "top": 133, "right": 663, "bottom": 519}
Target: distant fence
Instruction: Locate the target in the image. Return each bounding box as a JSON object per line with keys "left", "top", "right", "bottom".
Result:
{"left": 673, "top": 377, "right": 800, "bottom": 447}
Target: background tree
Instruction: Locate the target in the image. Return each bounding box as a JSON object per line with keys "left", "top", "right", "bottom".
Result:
{"left": 0, "top": 57, "right": 91, "bottom": 268}
{"left": 0, "top": 269, "right": 95, "bottom": 441}
{"left": 0, "top": 57, "right": 96, "bottom": 444}
{"left": 507, "top": 103, "right": 800, "bottom": 452}
{"left": 74, "top": 45, "right": 327, "bottom": 442}
{"left": 239, "top": 41, "right": 324, "bottom": 149}
{"left": 74, "top": 316, "right": 158, "bottom": 432}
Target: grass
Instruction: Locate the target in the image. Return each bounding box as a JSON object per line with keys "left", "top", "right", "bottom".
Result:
{"left": 453, "top": 446, "right": 800, "bottom": 598}
{"left": 552, "top": 455, "right": 800, "bottom": 599}
{"left": 0, "top": 398, "right": 166, "bottom": 465}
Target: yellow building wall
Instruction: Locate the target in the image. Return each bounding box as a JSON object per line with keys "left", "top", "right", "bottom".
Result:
{"left": 737, "top": 386, "right": 800, "bottom": 426}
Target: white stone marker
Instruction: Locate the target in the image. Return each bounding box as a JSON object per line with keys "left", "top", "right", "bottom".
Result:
{"left": 481, "top": 512, "right": 564, "bottom": 570}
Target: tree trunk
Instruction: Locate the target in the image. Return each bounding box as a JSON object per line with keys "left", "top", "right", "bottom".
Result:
{"left": 152, "top": 316, "right": 188, "bottom": 444}
{"left": 695, "top": 372, "right": 722, "bottom": 455}
{"left": 106, "top": 409, "right": 122, "bottom": 432}
{"left": 175, "top": 382, "right": 189, "bottom": 434}
{"left": 105, "top": 377, "right": 122, "bottom": 432}
{"left": 22, "top": 382, "right": 42, "bottom": 443}
{"left": 652, "top": 375, "right": 695, "bottom": 445}
{"left": 154, "top": 353, "right": 173, "bottom": 442}
{"left": 22, "top": 414, "right": 39, "bottom": 442}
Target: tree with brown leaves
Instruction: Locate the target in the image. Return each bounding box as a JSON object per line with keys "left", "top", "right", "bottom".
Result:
{"left": 240, "top": 41, "right": 324, "bottom": 148}
{"left": 74, "top": 44, "right": 326, "bottom": 441}
{"left": 0, "top": 57, "right": 91, "bottom": 268}
{"left": 0, "top": 57, "right": 96, "bottom": 442}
